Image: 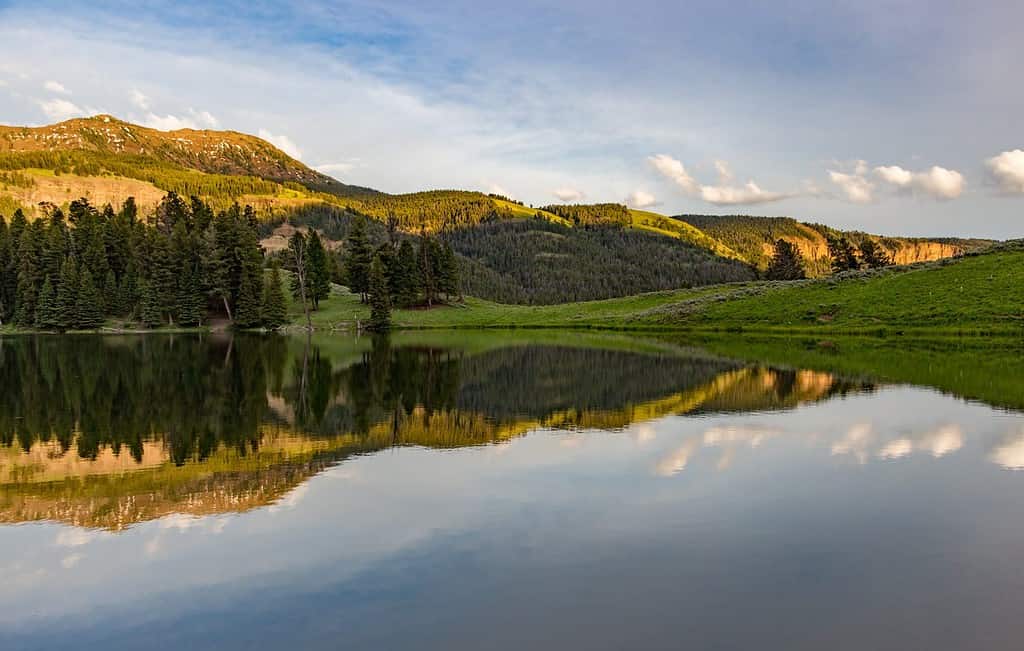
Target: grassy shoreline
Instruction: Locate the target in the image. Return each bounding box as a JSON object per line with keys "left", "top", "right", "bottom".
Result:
{"left": 3, "top": 241, "right": 1020, "bottom": 339}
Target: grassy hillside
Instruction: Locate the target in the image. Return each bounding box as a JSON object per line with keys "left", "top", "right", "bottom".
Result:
{"left": 280, "top": 242, "right": 1023, "bottom": 335}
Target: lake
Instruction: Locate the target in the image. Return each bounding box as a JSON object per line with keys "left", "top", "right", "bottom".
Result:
{"left": 1, "top": 331, "right": 1024, "bottom": 650}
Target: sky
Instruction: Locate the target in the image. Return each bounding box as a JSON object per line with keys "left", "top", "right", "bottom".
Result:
{"left": 0, "top": 0, "right": 1021, "bottom": 238}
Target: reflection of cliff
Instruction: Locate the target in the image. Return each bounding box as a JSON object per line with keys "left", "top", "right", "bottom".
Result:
{"left": 0, "top": 335, "right": 873, "bottom": 530}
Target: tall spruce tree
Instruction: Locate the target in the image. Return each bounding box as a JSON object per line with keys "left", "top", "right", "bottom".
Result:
{"left": 393, "top": 239, "right": 421, "bottom": 307}
{"left": 261, "top": 261, "right": 288, "bottom": 329}
{"left": 438, "top": 240, "right": 460, "bottom": 300}
{"left": 343, "top": 217, "right": 372, "bottom": 302}
{"left": 139, "top": 279, "right": 163, "bottom": 328}
{"left": 76, "top": 268, "right": 105, "bottom": 330}
{"left": 418, "top": 235, "right": 438, "bottom": 306}
{"left": 306, "top": 230, "right": 331, "bottom": 309}
{"left": 34, "top": 277, "right": 60, "bottom": 330}
{"left": 367, "top": 253, "right": 391, "bottom": 332}
{"left": 55, "top": 258, "right": 81, "bottom": 330}
{"left": 765, "top": 239, "right": 807, "bottom": 281}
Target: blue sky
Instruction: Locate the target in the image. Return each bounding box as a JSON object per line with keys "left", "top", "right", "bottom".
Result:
{"left": 0, "top": 0, "right": 1022, "bottom": 238}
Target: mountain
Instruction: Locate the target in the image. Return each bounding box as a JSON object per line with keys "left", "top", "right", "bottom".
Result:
{"left": 0, "top": 115, "right": 989, "bottom": 303}
{"left": 0, "top": 114, "right": 334, "bottom": 186}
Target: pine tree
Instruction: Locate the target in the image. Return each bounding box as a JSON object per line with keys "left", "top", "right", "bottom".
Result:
{"left": 367, "top": 253, "right": 391, "bottom": 332}
{"left": 859, "top": 239, "right": 892, "bottom": 269}
{"left": 75, "top": 268, "right": 104, "bottom": 330}
{"left": 418, "top": 235, "right": 438, "bottom": 306}
{"left": 306, "top": 230, "right": 331, "bottom": 309}
{"left": 139, "top": 279, "right": 163, "bottom": 328}
{"left": 765, "top": 239, "right": 806, "bottom": 281}
{"left": 148, "top": 232, "right": 177, "bottom": 325}
{"left": 55, "top": 258, "right": 80, "bottom": 330}
{"left": 234, "top": 265, "right": 263, "bottom": 328}
{"left": 393, "top": 239, "right": 421, "bottom": 307}
{"left": 343, "top": 217, "right": 372, "bottom": 301}
{"left": 827, "top": 236, "right": 860, "bottom": 273}
{"left": 103, "top": 269, "right": 122, "bottom": 316}
{"left": 261, "top": 261, "right": 288, "bottom": 329}
{"left": 438, "top": 240, "right": 460, "bottom": 300}
{"left": 176, "top": 264, "right": 204, "bottom": 327}
{"left": 34, "top": 277, "right": 60, "bottom": 330}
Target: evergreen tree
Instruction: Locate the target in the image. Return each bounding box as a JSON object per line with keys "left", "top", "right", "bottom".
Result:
{"left": 148, "top": 231, "right": 177, "bottom": 325}
{"left": 261, "top": 261, "right": 288, "bottom": 329}
{"left": 34, "top": 277, "right": 60, "bottom": 330}
{"left": 418, "top": 235, "right": 438, "bottom": 306}
{"left": 55, "top": 258, "right": 81, "bottom": 330}
{"left": 76, "top": 269, "right": 105, "bottom": 330}
{"left": 139, "top": 279, "right": 163, "bottom": 328}
{"left": 234, "top": 265, "right": 263, "bottom": 328}
{"left": 0, "top": 215, "right": 8, "bottom": 325}
{"left": 176, "top": 264, "right": 204, "bottom": 327}
{"left": 438, "top": 240, "right": 460, "bottom": 300}
{"left": 306, "top": 230, "right": 331, "bottom": 309}
{"left": 343, "top": 216, "right": 372, "bottom": 301}
{"left": 103, "top": 269, "right": 122, "bottom": 316}
{"left": 393, "top": 239, "right": 421, "bottom": 307}
{"left": 859, "top": 239, "right": 893, "bottom": 269}
{"left": 367, "top": 253, "right": 391, "bottom": 332}
{"left": 765, "top": 239, "right": 807, "bottom": 281}
{"left": 827, "top": 236, "right": 860, "bottom": 273}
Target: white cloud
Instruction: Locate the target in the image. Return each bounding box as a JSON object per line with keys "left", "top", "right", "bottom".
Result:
{"left": 873, "top": 165, "right": 914, "bottom": 187}
{"left": 625, "top": 189, "right": 659, "bottom": 208}
{"left": 908, "top": 166, "right": 965, "bottom": 199}
{"left": 38, "top": 98, "right": 87, "bottom": 121}
{"left": 829, "top": 169, "right": 875, "bottom": 203}
{"left": 831, "top": 162, "right": 964, "bottom": 202}
{"left": 483, "top": 182, "right": 512, "bottom": 197}
{"left": 699, "top": 181, "right": 790, "bottom": 206}
{"left": 654, "top": 439, "right": 699, "bottom": 476}
{"left": 143, "top": 109, "right": 219, "bottom": 131}
{"left": 129, "top": 88, "right": 150, "bottom": 110}
{"left": 648, "top": 154, "right": 698, "bottom": 194}
{"left": 142, "top": 113, "right": 196, "bottom": 130}
{"left": 258, "top": 128, "right": 303, "bottom": 160}
{"left": 650, "top": 154, "right": 792, "bottom": 205}
{"left": 316, "top": 160, "right": 360, "bottom": 177}
{"left": 831, "top": 423, "right": 874, "bottom": 464}
{"left": 986, "top": 150, "right": 1024, "bottom": 193}
{"left": 43, "top": 80, "right": 68, "bottom": 94}
{"left": 187, "top": 107, "right": 219, "bottom": 128}
{"left": 879, "top": 165, "right": 966, "bottom": 199}
{"left": 552, "top": 187, "right": 585, "bottom": 202}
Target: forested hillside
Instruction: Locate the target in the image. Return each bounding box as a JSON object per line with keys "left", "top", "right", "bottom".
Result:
{"left": 448, "top": 218, "right": 756, "bottom": 304}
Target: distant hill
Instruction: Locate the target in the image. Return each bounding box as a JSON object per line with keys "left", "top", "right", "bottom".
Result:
{"left": 674, "top": 214, "right": 993, "bottom": 276}
{"left": 0, "top": 115, "right": 335, "bottom": 186}
{"left": 0, "top": 115, "right": 987, "bottom": 301}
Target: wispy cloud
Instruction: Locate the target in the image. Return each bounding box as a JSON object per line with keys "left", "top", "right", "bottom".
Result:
{"left": 552, "top": 187, "right": 585, "bottom": 202}
{"left": 43, "top": 80, "right": 68, "bottom": 94}
{"left": 625, "top": 190, "right": 659, "bottom": 208}
{"left": 258, "top": 128, "right": 303, "bottom": 160}
{"left": 649, "top": 154, "right": 794, "bottom": 205}
{"left": 37, "top": 97, "right": 86, "bottom": 121}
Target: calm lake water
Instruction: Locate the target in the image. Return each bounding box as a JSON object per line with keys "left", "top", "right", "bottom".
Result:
{"left": 1, "top": 332, "right": 1024, "bottom": 650}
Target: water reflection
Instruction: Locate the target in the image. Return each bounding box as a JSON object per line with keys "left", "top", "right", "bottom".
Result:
{"left": 2, "top": 334, "right": 1024, "bottom": 650}
{"left": 1, "top": 333, "right": 1021, "bottom": 532}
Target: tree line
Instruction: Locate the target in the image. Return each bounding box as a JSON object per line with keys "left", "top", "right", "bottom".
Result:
{"left": 763, "top": 235, "right": 897, "bottom": 281}
{"left": 0, "top": 193, "right": 296, "bottom": 330}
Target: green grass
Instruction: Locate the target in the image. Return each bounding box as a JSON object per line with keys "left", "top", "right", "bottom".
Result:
{"left": 283, "top": 242, "right": 1024, "bottom": 337}
{"left": 286, "top": 283, "right": 751, "bottom": 330}
{"left": 657, "top": 243, "right": 1024, "bottom": 335}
